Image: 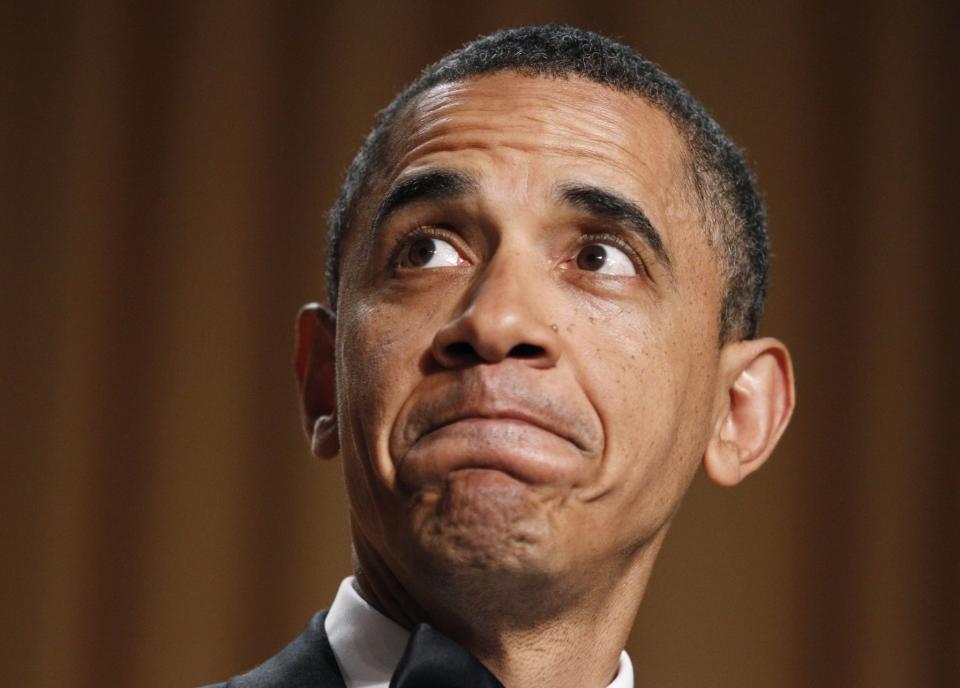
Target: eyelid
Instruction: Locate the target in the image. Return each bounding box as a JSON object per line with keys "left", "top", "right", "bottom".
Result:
{"left": 575, "top": 231, "right": 651, "bottom": 278}
{"left": 388, "top": 224, "right": 466, "bottom": 271}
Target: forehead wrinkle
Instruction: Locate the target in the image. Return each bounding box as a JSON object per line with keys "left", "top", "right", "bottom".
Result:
{"left": 392, "top": 80, "right": 686, "bottom": 198}
{"left": 390, "top": 125, "right": 663, "bottom": 198}
{"left": 410, "top": 87, "right": 657, "bottom": 150}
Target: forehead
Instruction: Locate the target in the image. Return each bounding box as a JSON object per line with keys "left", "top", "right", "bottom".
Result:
{"left": 384, "top": 73, "right": 694, "bottom": 205}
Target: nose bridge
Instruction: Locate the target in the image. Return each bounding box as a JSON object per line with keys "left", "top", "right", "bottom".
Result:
{"left": 432, "top": 239, "right": 561, "bottom": 367}
{"left": 468, "top": 246, "right": 537, "bottom": 322}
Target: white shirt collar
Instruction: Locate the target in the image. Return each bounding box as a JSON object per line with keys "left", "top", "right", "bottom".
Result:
{"left": 325, "top": 576, "right": 634, "bottom": 688}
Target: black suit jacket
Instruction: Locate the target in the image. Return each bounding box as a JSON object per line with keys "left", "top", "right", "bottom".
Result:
{"left": 201, "top": 610, "right": 347, "bottom": 688}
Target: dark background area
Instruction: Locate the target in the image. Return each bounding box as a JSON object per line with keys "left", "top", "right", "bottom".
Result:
{"left": 2, "top": 2, "right": 957, "bottom": 686}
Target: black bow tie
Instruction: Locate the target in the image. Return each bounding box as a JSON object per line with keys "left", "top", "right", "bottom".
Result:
{"left": 390, "top": 623, "right": 504, "bottom": 688}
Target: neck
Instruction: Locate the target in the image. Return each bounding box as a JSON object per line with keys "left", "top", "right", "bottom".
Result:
{"left": 352, "top": 530, "right": 668, "bottom": 688}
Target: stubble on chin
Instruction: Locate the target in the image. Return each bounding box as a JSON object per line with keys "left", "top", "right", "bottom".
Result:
{"left": 405, "top": 469, "right": 560, "bottom": 582}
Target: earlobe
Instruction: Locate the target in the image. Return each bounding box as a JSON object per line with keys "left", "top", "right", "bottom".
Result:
{"left": 703, "top": 337, "right": 795, "bottom": 486}
{"left": 310, "top": 413, "right": 340, "bottom": 460}
{"left": 294, "top": 303, "right": 339, "bottom": 459}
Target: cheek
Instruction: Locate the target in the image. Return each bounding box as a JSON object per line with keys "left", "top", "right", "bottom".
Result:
{"left": 566, "top": 301, "right": 710, "bottom": 534}
{"left": 334, "top": 298, "right": 429, "bottom": 545}
{"left": 572, "top": 300, "right": 682, "bottom": 433}
{"left": 335, "top": 296, "right": 441, "bottom": 468}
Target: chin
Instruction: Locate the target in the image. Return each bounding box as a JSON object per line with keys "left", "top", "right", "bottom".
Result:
{"left": 394, "top": 469, "right": 604, "bottom": 624}
{"left": 407, "top": 468, "right": 559, "bottom": 582}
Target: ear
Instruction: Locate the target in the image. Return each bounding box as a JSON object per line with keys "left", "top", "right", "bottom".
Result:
{"left": 703, "top": 337, "right": 795, "bottom": 486}
{"left": 294, "top": 303, "right": 339, "bottom": 459}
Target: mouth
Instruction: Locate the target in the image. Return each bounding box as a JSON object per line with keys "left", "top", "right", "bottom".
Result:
{"left": 390, "top": 370, "right": 602, "bottom": 490}
{"left": 426, "top": 409, "right": 589, "bottom": 453}
{"left": 397, "top": 412, "right": 593, "bottom": 488}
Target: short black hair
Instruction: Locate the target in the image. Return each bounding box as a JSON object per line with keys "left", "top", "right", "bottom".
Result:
{"left": 326, "top": 25, "right": 768, "bottom": 342}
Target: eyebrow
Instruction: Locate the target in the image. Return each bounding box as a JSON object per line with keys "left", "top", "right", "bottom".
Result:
{"left": 558, "top": 183, "right": 673, "bottom": 272}
{"left": 372, "top": 169, "right": 478, "bottom": 231}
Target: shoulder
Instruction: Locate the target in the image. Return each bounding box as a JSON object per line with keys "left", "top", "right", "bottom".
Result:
{"left": 197, "top": 610, "right": 346, "bottom": 688}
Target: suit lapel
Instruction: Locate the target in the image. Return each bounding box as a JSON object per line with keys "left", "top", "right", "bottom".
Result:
{"left": 201, "top": 610, "right": 348, "bottom": 688}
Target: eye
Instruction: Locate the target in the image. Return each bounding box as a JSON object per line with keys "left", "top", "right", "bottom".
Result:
{"left": 575, "top": 243, "right": 637, "bottom": 276}
{"left": 400, "top": 236, "right": 463, "bottom": 269}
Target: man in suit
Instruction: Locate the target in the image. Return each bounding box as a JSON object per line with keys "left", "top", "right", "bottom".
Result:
{"left": 205, "top": 25, "right": 794, "bottom": 687}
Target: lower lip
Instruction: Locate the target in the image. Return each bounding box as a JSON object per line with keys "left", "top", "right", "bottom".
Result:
{"left": 397, "top": 418, "right": 586, "bottom": 487}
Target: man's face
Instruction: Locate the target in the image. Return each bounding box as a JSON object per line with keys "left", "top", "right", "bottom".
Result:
{"left": 332, "top": 73, "right": 728, "bottom": 604}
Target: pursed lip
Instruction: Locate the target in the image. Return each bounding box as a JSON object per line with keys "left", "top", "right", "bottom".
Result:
{"left": 421, "top": 405, "right": 589, "bottom": 452}
{"left": 391, "top": 371, "right": 602, "bottom": 486}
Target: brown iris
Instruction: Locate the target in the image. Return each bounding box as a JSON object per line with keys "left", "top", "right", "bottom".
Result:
{"left": 407, "top": 238, "right": 437, "bottom": 268}
{"left": 576, "top": 244, "right": 607, "bottom": 271}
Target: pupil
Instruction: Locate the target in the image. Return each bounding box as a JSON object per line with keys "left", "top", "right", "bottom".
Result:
{"left": 409, "top": 238, "right": 436, "bottom": 267}
{"left": 577, "top": 244, "right": 607, "bottom": 270}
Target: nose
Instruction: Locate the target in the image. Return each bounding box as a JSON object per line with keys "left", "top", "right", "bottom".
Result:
{"left": 431, "top": 256, "right": 561, "bottom": 369}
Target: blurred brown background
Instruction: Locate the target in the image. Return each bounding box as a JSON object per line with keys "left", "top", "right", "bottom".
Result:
{"left": 2, "top": 1, "right": 957, "bottom": 686}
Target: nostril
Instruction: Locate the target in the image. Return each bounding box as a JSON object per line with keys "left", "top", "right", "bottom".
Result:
{"left": 508, "top": 343, "right": 544, "bottom": 359}
{"left": 445, "top": 341, "right": 479, "bottom": 361}
{"left": 437, "top": 340, "right": 548, "bottom": 367}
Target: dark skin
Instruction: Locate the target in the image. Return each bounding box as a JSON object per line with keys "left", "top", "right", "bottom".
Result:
{"left": 296, "top": 73, "right": 795, "bottom": 687}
